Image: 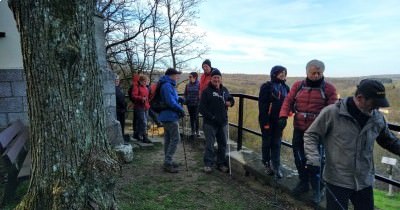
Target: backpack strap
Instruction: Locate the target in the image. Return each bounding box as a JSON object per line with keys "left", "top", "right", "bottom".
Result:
{"left": 293, "top": 80, "right": 328, "bottom": 112}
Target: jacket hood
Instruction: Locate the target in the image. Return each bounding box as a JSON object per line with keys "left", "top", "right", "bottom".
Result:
{"left": 159, "top": 75, "right": 177, "bottom": 86}
{"left": 270, "top": 65, "right": 287, "bottom": 82}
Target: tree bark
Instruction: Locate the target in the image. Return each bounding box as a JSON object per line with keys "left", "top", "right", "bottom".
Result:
{"left": 9, "top": 0, "right": 120, "bottom": 209}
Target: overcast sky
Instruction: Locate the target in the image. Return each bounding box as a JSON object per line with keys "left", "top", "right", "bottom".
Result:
{"left": 192, "top": 0, "right": 400, "bottom": 77}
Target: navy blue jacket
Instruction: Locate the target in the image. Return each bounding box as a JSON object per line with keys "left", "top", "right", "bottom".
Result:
{"left": 199, "top": 83, "right": 234, "bottom": 127}
{"left": 258, "top": 81, "right": 289, "bottom": 128}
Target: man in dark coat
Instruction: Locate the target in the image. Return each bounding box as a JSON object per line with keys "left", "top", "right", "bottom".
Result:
{"left": 115, "top": 76, "right": 127, "bottom": 137}
{"left": 199, "top": 69, "right": 235, "bottom": 173}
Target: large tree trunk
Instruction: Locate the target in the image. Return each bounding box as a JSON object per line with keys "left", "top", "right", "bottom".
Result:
{"left": 9, "top": 0, "right": 120, "bottom": 209}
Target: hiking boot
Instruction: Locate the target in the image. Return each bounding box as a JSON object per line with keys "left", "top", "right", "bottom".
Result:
{"left": 264, "top": 162, "right": 274, "bottom": 175}
{"left": 203, "top": 166, "right": 212, "bottom": 173}
{"left": 292, "top": 181, "right": 309, "bottom": 195}
{"left": 133, "top": 132, "right": 139, "bottom": 140}
{"left": 164, "top": 164, "right": 178, "bottom": 173}
{"left": 218, "top": 165, "right": 229, "bottom": 173}
{"left": 142, "top": 135, "right": 152, "bottom": 143}
{"left": 274, "top": 168, "right": 283, "bottom": 179}
{"left": 171, "top": 162, "right": 180, "bottom": 168}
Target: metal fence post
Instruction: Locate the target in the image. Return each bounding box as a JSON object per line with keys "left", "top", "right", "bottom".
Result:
{"left": 237, "top": 95, "right": 244, "bottom": 151}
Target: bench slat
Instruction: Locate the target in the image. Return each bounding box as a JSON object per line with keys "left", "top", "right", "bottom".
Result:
{"left": 18, "top": 150, "right": 31, "bottom": 179}
{"left": 0, "top": 120, "right": 24, "bottom": 150}
{"left": 4, "top": 129, "right": 28, "bottom": 165}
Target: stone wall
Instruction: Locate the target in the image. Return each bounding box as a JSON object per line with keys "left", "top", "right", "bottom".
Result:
{"left": 0, "top": 69, "right": 29, "bottom": 128}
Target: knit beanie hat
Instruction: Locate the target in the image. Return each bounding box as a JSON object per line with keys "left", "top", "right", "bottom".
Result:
{"left": 202, "top": 59, "right": 211, "bottom": 68}
{"left": 211, "top": 69, "right": 222, "bottom": 77}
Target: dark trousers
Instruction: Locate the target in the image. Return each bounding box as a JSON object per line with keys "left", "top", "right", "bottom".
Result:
{"left": 148, "top": 108, "right": 160, "bottom": 124}
{"left": 292, "top": 129, "right": 308, "bottom": 182}
{"left": 134, "top": 108, "right": 148, "bottom": 137}
{"left": 292, "top": 128, "right": 324, "bottom": 189}
{"left": 203, "top": 123, "right": 227, "bottom": 167}
{"left": 261, "top": 124, "right": 282, "bottom": 170}
{"left": 326, "top": 183, "right": 373, "bottom": 210}
{"left": 187, "top": 105, "right": 199, "bottom": 134}
{"left": 117, "top": 111, "right": 125, "bottom": 135}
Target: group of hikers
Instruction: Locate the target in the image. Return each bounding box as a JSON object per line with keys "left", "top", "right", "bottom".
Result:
{"left": 116, "top": 58, "right": 400, "bottom": 210}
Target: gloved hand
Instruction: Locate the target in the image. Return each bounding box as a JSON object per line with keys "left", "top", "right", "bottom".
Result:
{"left": 278, "top": 117, "right": 287, "bottom": 130}
{"left": 178, "top": 97, "right": 185, "bottom": 105}
{"left": 177, "top": 109, "right": 185, "bottom": 118}
{"left": 306, "top": 164, "right": 321, "bottom": 175}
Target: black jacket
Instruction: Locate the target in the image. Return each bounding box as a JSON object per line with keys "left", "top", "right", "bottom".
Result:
{"left": 115, "top": 85, "right": 127, "bottom": 114}
{"left": 258, "top": 81, "right": 289, "bottom": 127}
{"left": 199, "top": 83, "right": 234, "bottom": 127}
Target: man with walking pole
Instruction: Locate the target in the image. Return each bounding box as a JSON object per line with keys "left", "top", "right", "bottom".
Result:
{"left": 199, "top": 69, "right": 235, "bottom": 174}
{"left": 304, "top": 79, "right": 400, "bottom": 210}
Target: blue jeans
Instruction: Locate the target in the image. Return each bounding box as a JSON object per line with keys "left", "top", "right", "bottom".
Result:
{"left": 163, "top": 121, "right": 180, "bottom": 165}
{"left": 326, "top": 183, "right": 373, "bottom": 210}
{"left": 261, "top": 124, "right": 282, "bottom": 170}
{"left": 134, "top": 108, "right": 148, "bottom": 137}
{"left": 203, "top": 123, "right": 227, "bottom": 167}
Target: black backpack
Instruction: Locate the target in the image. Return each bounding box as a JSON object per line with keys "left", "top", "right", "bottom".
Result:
{"left": 128, "top": 84, "right": 135, "bottom": 102}
{"left": 150, "top": 82, "right": 169, "bottom": 113}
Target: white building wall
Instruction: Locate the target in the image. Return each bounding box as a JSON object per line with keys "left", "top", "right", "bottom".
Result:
{"left": 0, "top": 1, "right": 23, "bottom": 69}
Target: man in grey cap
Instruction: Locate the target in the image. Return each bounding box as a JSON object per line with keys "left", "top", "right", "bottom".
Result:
{"left": 304, "top": 79, "right": 400, "bottom": 210}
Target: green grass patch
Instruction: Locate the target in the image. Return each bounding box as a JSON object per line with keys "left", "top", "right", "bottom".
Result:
{"left": 374, "top": 189, "right": 400, "bottom": 210}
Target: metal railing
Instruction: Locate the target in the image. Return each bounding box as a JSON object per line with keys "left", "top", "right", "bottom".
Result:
{"left": 229, "top": 93, "right": 400, "bottom": 188}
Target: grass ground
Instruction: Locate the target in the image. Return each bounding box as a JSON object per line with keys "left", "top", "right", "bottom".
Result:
{"left": 115, "top": 136, "right": 310, "bottom": 210}
{"left": 374, "top": 189, "right": 400, "bottom": 210}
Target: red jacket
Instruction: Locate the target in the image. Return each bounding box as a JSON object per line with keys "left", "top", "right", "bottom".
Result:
{"left": 132, "top": 84, "right": 150, "bottom": 110}
{"left": 199, "top": 71, "right": 212, "bottom": 96}
{"left": 279, "top": 79, "right": 337, "bottom": 131}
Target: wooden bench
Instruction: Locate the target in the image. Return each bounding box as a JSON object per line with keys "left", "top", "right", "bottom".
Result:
{"left": 0, "top": 120, "right": 31, "bottom": 205}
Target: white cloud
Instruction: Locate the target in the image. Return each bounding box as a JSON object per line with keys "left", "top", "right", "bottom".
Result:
{"left": 193, "top": 0, "right": 400, "bottom": 77}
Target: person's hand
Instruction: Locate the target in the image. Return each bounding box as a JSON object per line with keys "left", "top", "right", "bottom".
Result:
{"left": 263, "top": 124, "right": 270, "bottom": 130}
{"left": 225, "top": 101, "right": 232, "bottom": 107}
{"left": 178, "top": 97, "right": 185, "bottom": 105}
{"left": 177, "top": 109, "right": 185, "bottom": 118}
{"left": 142, "top": 97, "right": 147, "bottom": 103}
{"left": 278, "top": 117, "right": 287, "bottom": 130}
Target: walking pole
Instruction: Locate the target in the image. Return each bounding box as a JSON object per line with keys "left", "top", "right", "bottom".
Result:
{"left": 227, "top": 121, "right": 232, "bottom": 176}
{"left": 181, "top": 114, "right": 189, "bottom": 173}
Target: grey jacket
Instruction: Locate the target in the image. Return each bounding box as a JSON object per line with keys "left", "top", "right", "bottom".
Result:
{"left": 304, "top": 97, "right": 400, "bottom": 190}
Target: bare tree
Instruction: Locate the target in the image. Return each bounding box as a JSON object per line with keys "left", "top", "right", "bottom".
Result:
{"left": 164, "top": 0, "right": 208, "bottom": 70}
{"left": 98, "top": 0, "right": 208, "bottom": 79}
{"left": 9, "top": 0, "right": 119, "bottom": 209}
